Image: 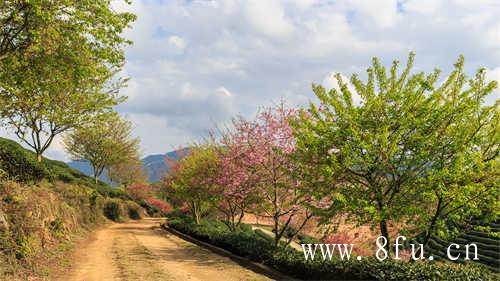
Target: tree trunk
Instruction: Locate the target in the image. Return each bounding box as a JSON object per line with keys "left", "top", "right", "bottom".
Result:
{"left": 37, "top": 153, "right": 42, "bottom": 162}
{"left": 273, "top": 213, "right": 281, "bottom": 247}
{"left": 92, "top": 165, "right": 100, "bottom": 185}
{"left": 192, "top": 201, "right": 201, "bottom": 224}
{"left": 380, "top": 219, "right": 391, "bottom": 256}
{"left": 422, "top": 197, "right": 443, "bottom": 247}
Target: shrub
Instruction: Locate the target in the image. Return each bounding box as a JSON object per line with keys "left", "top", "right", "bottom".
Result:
{"left": 125, "top": 201, "right": 142, "bottom": 220}
{"left": 103, "top": 199, "right": 124, "bottom": 221}
{"left": 0, "top": 137, "right": 132, "bottom": 203}
{"left": 0, "top": 179, "right": 110, "bottom": 279}
{"left": 167, "top": 215, "right": 497, "bottom": 281}
{"left": 297, "top": 233, "right": 319, "bottom": 245}
{"left": 145, "top": 197, "right": 172, "bottom": 214}
{"left": 0, "top": 138, "right": 51, "bottom": 182}
{"left": 168, "top": 216, "right": 275, "bottom": 262}
{"left": 238, "top": 223, "right": 253, "bottom": 233}
{"left": 271, "top": 249, "right": 496, "bottom": 281}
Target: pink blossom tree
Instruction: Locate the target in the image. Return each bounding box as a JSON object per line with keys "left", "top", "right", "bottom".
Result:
{"left": 211, "top": 133, "right": 259, "bottom": 231}
{"left": 222, "top": 103, "right": 315, "bottom": 246}
{"left": 126, "top": 182, "right": 173, "bottom": 215}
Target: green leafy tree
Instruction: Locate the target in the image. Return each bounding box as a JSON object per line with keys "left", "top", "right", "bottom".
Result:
{"left": 165, "top": 144, "right": 220, "bottom": 224}
{"left": 0, "top": 0, "right": 136, "bottom": 60}
{"left": 291, "top": 53, "right": 499, "bottom": 250}
{"left": 64, "top": 113, "right": 140, "bottom": 184}
{"left": 108, "top": 151, "right": 148, "bottom": 187}
{"left": 0, "top": 0, "right": 135, "bottom": 161}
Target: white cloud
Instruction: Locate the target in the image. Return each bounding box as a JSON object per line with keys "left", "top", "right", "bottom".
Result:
{"left": 2, "top": 0, "right": 499, "bottom": 160}
{"left": 244, "top": 0, "right": 294, "bottom": 39}
{"left": 217, "top": 87, "right": 233, "bottom": 97}
{"left": 404, "top": 0, "right": 442, "bottom": 14}
{"left": 322, "top": 72, "right": 362, "bottom": 106}
{"left": 486, "top": 67, "right": 500, "bottom": 103}
{"left": 346, "top": 0, "right": 399, "bottom": 29}
{"left": 167, "top": 35, "right": 187, "bottom": 50}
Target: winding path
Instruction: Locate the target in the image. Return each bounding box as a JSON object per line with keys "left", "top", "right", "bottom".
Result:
{"left": 59, "top": 218, "right": 273, "bottom": 281}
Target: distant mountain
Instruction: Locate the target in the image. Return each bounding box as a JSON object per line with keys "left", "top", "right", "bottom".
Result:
{"left": 67, "top": 148, "right": 189, "bottom": 183}
{"left": 66, "top": 160, "right": 111, "bottom": 183}
{"left": 143, "top": 148, "right": 189, "bottom": 182}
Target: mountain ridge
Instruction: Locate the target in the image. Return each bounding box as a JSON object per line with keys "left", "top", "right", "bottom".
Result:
{"left": 67, "top": 148, "right": 189, "bottom": 183}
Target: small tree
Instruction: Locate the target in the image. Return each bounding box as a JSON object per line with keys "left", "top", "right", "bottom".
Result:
{"left": 209, "top": 134, "right": 258, "bottom": 231}
{"left": 64, "top": 113, "right": 140, "bottom": 184}
{"left": 108, "top": 150, "right": 148, "bottom": 187}
{"left": 164, "top": 144, "right": 219, "bottom": 224}
{"left": 227, "top": 104, "right": 314, "bottom": 246}
{"left": 292, "top": 53, "right": 499, "bottom": 250}
{"left": 0, "top": 46, "right": 124, "bottom": 162}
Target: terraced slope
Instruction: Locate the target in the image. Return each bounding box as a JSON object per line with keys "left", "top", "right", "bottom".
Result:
{"left": 426, "top": 222, "right": 500, "bottom": 272}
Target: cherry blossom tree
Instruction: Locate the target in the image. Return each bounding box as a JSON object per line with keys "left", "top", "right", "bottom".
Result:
{"left": 211, "top": 133, "right": 259, "bottom": 231}
{"left": 223, "top": 103, "right": 314, "bottom": 246}
{"left": 126, "top": 183, "right": 173, "bottom": 214}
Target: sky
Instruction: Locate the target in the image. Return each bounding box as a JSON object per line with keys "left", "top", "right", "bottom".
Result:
{"left": 1, "top": 0, "right": 499, "bottom": 161}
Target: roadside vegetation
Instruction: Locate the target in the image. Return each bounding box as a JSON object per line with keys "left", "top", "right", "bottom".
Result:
{"left": 0, "top": 137, "right": 146, "bottom": 279}
{"left": 167, "top": 215, "right": 496, "bottom": 280}
{"left": 163, "top": 54, "right": 499, "bottom": 280}
{"left": 0, "top": 1, "right": 152, "bottom": 280}
{"left": 0, "top": 1, "right": 498, "bottom": 280}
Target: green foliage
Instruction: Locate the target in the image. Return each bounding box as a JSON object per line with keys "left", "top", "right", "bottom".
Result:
{"left": 102, "top": 199, "right": 142, "bottom": 221}
{"left": 103, "top": 199, "right": 124, "bottom": 222}
{"left": 291, "top": 53, "right": 500, "bottom": 247}
{"left": 168, "top": 215, "right": 497, "bottom": 281}
{"left": 0, "top": 137, "right": 51, "bottom": 182}
{"left": 0, "top": 0, "right": 136, "bottom": 61}
{"left": 297, "top": 233, "right": 320, "bottom": 245}
{"left": 426, "top": 223, "right": 500, "bottom": 271}
{"left": 238, "top": 223, "right": 254, "bottom": 233}
{"left": 168, "top": 216, "right": 275, "bottom": 262}
{"left": 0, "top": 137, "right": 131, "bottom": 200}
{"left": 0, "top": 180, "right": 108, "bottom": 277}
{"left": 64, "top": 113, "right": 140, "bottom": 184}
{"left": 126, "top": 201, "right": 143, "bottom": 220}
{"left": 166, "top": 144, "right": 220, "bottom": 224}
{"left": 271, "top": 250, "right": 496, "bottom": 281}
{"left": 0, "top": 0, "right": 135, "bottom": 160}
{"left": 128, "top": 208, "right": 141, "bottom": 220}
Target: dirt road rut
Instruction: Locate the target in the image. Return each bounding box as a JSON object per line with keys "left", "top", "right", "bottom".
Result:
{"left": 59, "top": 218, "right": 273, "bottom": 281}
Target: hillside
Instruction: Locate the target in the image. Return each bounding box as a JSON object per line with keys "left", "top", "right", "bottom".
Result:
{"left": 426, "top": 222, "right": 500, "bottom": 272}
{"left": 0, "top": 137, "right": 145, "bottom": 280}
{"left": 68, "top": 148, "right": 189, "bottom": 183}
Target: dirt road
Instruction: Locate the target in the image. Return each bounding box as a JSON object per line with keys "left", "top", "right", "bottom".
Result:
{"left": 59, "top": 218, "right": 274, "bottom": 281}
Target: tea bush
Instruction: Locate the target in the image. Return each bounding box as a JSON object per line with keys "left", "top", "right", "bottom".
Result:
{"left": 103, "top": 199, "right": 124, "bottom": 221}
{"left": 167, "top": 215, "right": 497, "bottom": 281}
{"left": 0, "top": 138, "right": 50, "bottom": 182}
{"left": 126, "top": 201, "right": 143, "bottom": 220}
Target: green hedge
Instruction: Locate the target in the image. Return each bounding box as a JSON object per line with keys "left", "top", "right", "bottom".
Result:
{"left": 426, "top": 224, "right": 500, "bottom": 271}
{"left": 0, "top": 137, "right": 131, "bottom": 201}
{"left": 103, "top": 199, "right": 123, "bottom": 221}
{"left": 168, "top": 216, "right": 275, "bottom": 262}
{"left": 167, "top": 215, "right": 497, "bottom": 281}
{"left": 0, "top": 138, "right": 51, "bottom": 182}
{"left": 271, "top": 250, "right": 496, "bottom": 281}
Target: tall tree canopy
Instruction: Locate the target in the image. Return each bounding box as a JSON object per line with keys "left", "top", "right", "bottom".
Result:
{"left": 291, "top": 53, "right": 499, "bottom": 250}
{"left": 0, "top": 0, "right": 135, "bottom": 61}
{"left": 0, "top": 0, "right": 135, "bottom": 161}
